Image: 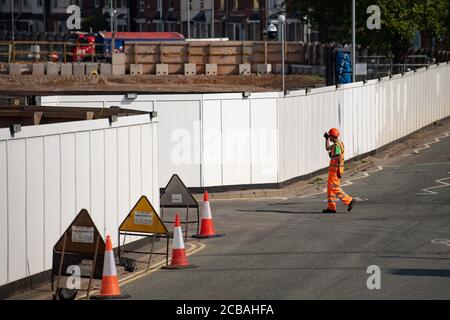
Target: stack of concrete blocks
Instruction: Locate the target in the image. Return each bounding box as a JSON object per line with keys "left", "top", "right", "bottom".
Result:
{"left": 85, "top": 63, "right": 99, "bottom": 76}
{"left": 46, "top": 63, "right": 60, "bottom": 75}
{"left": 73, "top": 63, "right": 86, "bottom": 76}
{"left": 60, "top": 63, "right": 73, "bottom": 76}
{"left": 100, "top": 63, "right": 112, "bottom": 76}
{"left": 156, "top": 63, "right": 169, "bottom": 75}
{"left": 257, "top": 64, "right": 272, "bottom": 75}
{"left": 32, "top": 64, "right": 45, "bottom": 76}
{"left": 184, "top": 63, "right": 196, "bottom": 75}
{"left": 205, "top": 64, "right": 217, "bottom": 75}
{"left": 112, "top": 53, "right": 125, "bottom": 75}
{"left": 130, "top": 64, "right": 143, "bottom": 75}
{"left": 239, "top": 63, "right": 251, "bottom": 75}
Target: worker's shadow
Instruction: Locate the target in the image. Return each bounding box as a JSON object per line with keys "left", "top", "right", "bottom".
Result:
{"left": 237, "top": 209, "right": 351, "bottom": 215}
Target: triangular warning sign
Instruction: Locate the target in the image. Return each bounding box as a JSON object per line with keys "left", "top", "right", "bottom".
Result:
{"left": 54, "top": 209, "right": 106, "bottom": 254}
{"left": 52, "top": 209, "right": 106, "bottom": 279}
{"left": 160, "top": 174, "right": 198, "bottom": 208}
{"left": 119, "top": 196, "right": 168, "bottom": 234}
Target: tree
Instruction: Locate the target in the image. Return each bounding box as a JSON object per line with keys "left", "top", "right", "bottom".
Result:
{"left": 286, "top": 0, "right": 450, "bottom": 61}
{"left": 81, "top": 14, "right": 109, "bottom": 33}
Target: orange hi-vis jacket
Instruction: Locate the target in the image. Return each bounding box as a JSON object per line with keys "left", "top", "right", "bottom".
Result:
{"left": 329, "top": 140, "right": 345, "bottom": 174}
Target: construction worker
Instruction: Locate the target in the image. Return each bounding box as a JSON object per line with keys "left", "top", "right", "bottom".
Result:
{"left": 322, "top": 128, "right": 355, "bottom": 213}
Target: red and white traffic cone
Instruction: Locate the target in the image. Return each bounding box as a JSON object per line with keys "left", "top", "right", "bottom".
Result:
{"left": 162, "top": 214, "right": 195, "bottom": 269}
{"left": 90, "top": 235, "right": 130, "bottom": 299}
{"left": 193, "top": 190, "right": 225, "bottom": 238}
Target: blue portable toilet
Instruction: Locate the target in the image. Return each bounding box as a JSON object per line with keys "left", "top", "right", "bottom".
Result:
{"left": 335, "top": 48, "right": 352, "bottom": 84}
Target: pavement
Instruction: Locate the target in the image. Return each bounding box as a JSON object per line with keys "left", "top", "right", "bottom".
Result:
{"left": 122, "top": 118, "right": 450, "bottom": 299}
{"left": 7, "top": 117, "right": 450, "bottom": 300}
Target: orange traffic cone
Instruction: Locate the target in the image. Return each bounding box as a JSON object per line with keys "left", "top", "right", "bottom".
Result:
{"left": 90, "top": 235, "right": 130, "bottom": 299}
{"left": 162, "top": 214, "right": 196, "bottom": 269}
{"left": 192, "top": 190, "right": 225, "bottom": 238}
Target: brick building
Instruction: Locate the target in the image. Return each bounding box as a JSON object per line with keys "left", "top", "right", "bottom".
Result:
{"left": 0, "top": 0, "right": 307, "bottom": 41}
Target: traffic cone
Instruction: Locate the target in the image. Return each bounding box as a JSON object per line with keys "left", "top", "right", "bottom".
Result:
{"left": 90, "top": 235, "right": 130, "bottom": 299}
{"left": 192, "top": 190, "right": 225, "bottom": 238}
{"left": 162, "top": 214, "right": 195, "bottom": 269}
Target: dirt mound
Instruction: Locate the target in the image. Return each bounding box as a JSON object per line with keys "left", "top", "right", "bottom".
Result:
{"left": 0, "top": 74, "right": 325, "bottom": 95}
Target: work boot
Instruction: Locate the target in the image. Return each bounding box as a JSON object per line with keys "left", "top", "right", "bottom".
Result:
{"left": 322, "top": 209, "right": 337, "bottom": 213}
{"left": 348, "top": 199, "right": 355, "bottom": 212}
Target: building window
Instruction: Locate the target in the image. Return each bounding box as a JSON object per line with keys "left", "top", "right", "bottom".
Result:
{"left": 95, "top": 0, "right": 99, "bottom": 8}
{"left": 253, "top": 0, "right": 259, "bottom": 9}
{"left": 233, "top": 0, "right": 238, "bottom": 10}
{"left": 37, "top": 0, "right": 42, "bottom": 7}
{"left": 200, "top": 0, "right": 204, "bottom": 10}
{"left": 140, "top": 0, "right": 144, "bottom": 11}
{"left": 23, "top": 0, "right": 28, "bottom": 8}
{"left": 219, "top": 0, "right": 224, "bottom": 10}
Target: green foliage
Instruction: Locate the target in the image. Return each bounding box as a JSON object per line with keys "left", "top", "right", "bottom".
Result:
{"left": 81, "top": 14, "right": 109, "bottom": 33}
{"left": 287, "top": 0, "right": 450, "bottom": 56}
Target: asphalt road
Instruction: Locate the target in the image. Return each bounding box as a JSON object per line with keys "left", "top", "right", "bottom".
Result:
{"left": 123, "top": 129, "right": 450, "bottom": 299}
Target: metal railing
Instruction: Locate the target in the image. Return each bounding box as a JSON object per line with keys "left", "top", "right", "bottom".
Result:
{"left": 0, "top": 41, "right": 111, "bottom": 64}
{"left": 356, "top": 55, "right": 433, "bottom": 80}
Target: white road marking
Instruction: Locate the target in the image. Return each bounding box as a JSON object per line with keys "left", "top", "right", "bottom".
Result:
{"left": 299, "top": 166, "right": 384, "bottom": 199}
{"left": 401, "top": 132, "right": 450, "bottom": 157}
{"left": 383, "top": 161, "right": 450, "bottom": 168}
{"left": 416, "top": 171, "right": 450, "bottom": 195}
{"left": 431, "top": 239, "right": 450, "bottom": 247}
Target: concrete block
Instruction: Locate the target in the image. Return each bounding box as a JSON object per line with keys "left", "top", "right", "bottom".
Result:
{"left": 274, "top": 64, "right": 290, "bottom": 74}
{"left": 291, "top": 64, "right": 312, "bottom": 75}
{"left": 9, "top": 64, "right": 25, "bottom": 75}
{"left": 312, "top": 65, "right": 326, "bottom": 77}
{"left": 100, "top": 63, "right": 112, "bottom": 76}
{"left": 130, "top": 64, "right": 143, "bottom": 75}
{"left": 205, "top": 64, "right": 217, "bottom": 75}
{"left": 112, "top": 64, "right": 125, "bottom": 75}
{"left": 239, "top": 63, "right": 251, "bottom": 75}
{"left": 73, "top": 63, "right": 86, "bottom": 76}
{"left": 60, "top": 63, "right": 73, "bottom": 76}
{"left": 156, "top": 64, "right": 169, "bottom": 75}
{"left": 85, "top": 63, "right": 99, "bottom": 75}
{"left": 184, "top": 63, "right": 196, "bottom": 75}
{"left": 46, "top": 63, "right": 60, "bottom": 75}
{"left": 112, "top": 53, "right": 125, "bottom": 65}
{"left": 257, "top": 64, "right": 272, "bottom": 75}
{"left": 32, "top": 64, "right": 45, "bottom": 76}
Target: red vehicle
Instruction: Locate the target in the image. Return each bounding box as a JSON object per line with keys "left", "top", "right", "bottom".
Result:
{"left": 69, "top": 32, "right": 185, "bottom": 62}
{"left": 69, "top": 33, "right": 97, "bottom": 62}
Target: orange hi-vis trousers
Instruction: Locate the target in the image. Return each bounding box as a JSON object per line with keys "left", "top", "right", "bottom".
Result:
{"left": 327, "top": 167, "right": 353, "bottom": 211}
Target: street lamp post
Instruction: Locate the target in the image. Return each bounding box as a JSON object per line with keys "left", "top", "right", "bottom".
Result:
{"left": 352, "top": 0, "right": 356, "bottom": 82}
{"left": 187, "top": 0, "right": 191, "bottom": 38}
{"left": 11, "top": 0, "right": 14, "bottom": 40}
{"left": 211, "top": 0, "right": 214, "bottom": 38}
{"left": 110, "top": 0, "right": 114, "bottom": 33}
{"left": 278, "top": 15, "right": 286, "bottom": 94}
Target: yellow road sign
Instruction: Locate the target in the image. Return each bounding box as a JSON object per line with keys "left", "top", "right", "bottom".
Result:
{"left": 119, "top": 196, "right": 168, "bottom": 234}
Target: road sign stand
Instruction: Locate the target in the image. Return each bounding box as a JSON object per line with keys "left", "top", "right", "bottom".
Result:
{"left": 118, "top": 196, "right": 170, "bottom": 269}
{"left": 118, "top": 230, "right": 169, "bottom": 269}
{"left": 160, "top": 174, "right": 200, "bottom": 240}
{"left": 161, "top": 204, "right": 199, "bottom": 240}
{"left": 51, "top": 209, "right": 105, "bottom": 300}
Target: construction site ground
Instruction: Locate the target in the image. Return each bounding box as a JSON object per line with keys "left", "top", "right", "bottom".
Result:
{"left": 0, "top": 74, "right": 324, "bottom": 95}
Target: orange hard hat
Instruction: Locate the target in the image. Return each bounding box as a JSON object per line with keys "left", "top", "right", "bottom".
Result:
{"left": 328, "top": 128, "right": 340, "bottom": 138}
